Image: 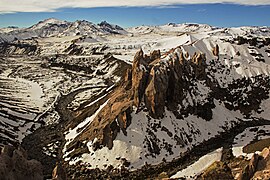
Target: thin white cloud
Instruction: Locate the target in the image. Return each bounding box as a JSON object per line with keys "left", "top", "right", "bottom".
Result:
{"left": 0, "top": 0, "right": 269, "bottom": 13}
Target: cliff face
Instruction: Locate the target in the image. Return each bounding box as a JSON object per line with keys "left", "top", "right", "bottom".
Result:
{"left": 81, "top": 47, "right": 209, "bottom": 149}
{"left": 64, "top": 47, "right": 211, "bottom": 159}
{"left": 131, "top": 48, "right": 208, "bottom": 119}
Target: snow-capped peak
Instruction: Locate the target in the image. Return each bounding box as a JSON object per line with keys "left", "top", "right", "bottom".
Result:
{"left": 30, "top": 18, "right": 67, "bottom": 30}
{"left": 0, "top": 18, "right": 128, "bottom": 42}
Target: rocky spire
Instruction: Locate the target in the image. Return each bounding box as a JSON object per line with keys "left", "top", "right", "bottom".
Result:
{"left": 131, "top": 48, "right": 149, "bottom": 108}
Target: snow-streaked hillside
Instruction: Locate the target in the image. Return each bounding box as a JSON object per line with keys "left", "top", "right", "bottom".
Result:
{"left": 61, "top": 38, "right": 270, "bottom": 173}
{"left": 0, "top": 54, "right": 130, "bottom": 148}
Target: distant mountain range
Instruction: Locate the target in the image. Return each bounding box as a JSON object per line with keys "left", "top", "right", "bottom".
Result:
{"left": 1, "top": 18, "right": 270, "bottom": 43}
{"left": 0, "top": 18, "right": 128, "bottom": 42}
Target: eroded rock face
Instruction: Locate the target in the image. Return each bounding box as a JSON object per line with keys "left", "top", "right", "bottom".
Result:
{"left": 65, "top": 48, "right": 209, "bottom": 155}
{"left": 191, "top": 52, "right": 207, "bottom": 79}
{"left": 66, "top": 85, "right": 134, "bottom": 155}
{"left": 145, "top": 63, "right": 169, "bottom": 118}
{"left": 230, "top": 146, "right": 270, "bottom": 180}
{"left": 132, "top": 49, "right": 149, "bottom": 108}
{"left": 133, "top": 49, "right": 208, "bottom": 118}
{"left": 199, "top": 147, "right": 270, "bottom": 180}
{"left": 0, "top": 145, "right": 43, "bottom": 180}
{"left": 239, "top": 153, "right": 259, "bottom": 180}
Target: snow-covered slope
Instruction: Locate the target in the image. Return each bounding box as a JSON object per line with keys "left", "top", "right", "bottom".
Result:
{"left": 61, "top": 31, "right": 270, "bottom": 178}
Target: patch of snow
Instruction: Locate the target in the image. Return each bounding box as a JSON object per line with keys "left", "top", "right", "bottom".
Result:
{"left": 64, "top": 99, "right": 109, "bottom": 150}
{"left": 171, "top": 148, "right": 223, "bottom": 179}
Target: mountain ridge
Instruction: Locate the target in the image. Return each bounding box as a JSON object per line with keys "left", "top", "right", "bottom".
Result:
{"left": 1, "top": 18, "right": 270, "bottom": 42}
{"left": 0, "top": 18, "right": 128, "bottom": 42}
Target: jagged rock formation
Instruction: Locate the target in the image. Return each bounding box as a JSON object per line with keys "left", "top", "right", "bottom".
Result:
{"left": 200, "top": 146, "right": 270, "bottom": 180}
{"left": 79, "top": 48, "right": 207, "bottom": 145}
{"left": 0, "top": 145, "right": 43, "bottom": 180}
{"left": 131, "top": 48, "right": 207, "bottom": 119}
{"left": 131, "top": 49, "right": 149, "bottom": 108}
{"left": 63, "top": 45, "right": 270, "bottom": 171}
{"left": 253, "top": 147, "right": 270, "bottom": 179}
{"left": 64, "top": 48, "right": 210, "bottom": 161}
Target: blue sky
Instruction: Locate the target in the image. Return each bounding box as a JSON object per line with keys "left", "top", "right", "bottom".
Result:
{"left": 0, "top": 2, "right": 270, "bottom": 28}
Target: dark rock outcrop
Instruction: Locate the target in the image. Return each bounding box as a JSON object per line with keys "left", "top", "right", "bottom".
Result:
{"left": 145, "top": 63, "right": 169, "bottom": 118}
{"left": 0, "top": 145, "right": 43, "bottom": 180}
{"left": 227, "top": 146, "right": 270, "bottom": 180}
{"left": 64, "top": 43, "right": 83, "bottom": 55}
{"left": 252, "top": 147, "right": 270, "bottom": 179}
